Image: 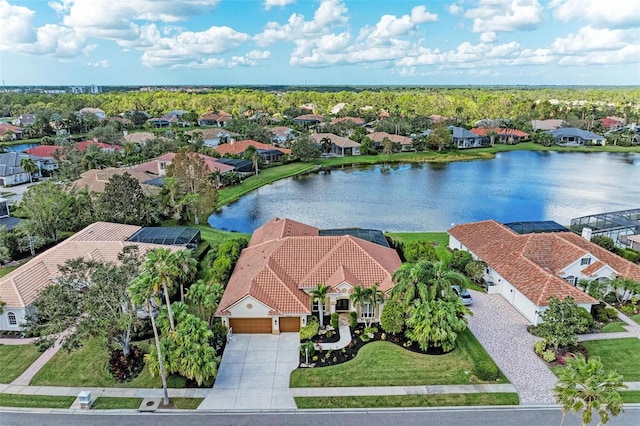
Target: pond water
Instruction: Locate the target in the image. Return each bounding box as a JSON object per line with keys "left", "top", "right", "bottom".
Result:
{"left": 208, "top": 151, "right": 640, "bottom": 233}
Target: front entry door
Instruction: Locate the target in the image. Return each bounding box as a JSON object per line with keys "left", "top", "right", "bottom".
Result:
{"left": 336, "top": 299, "right": 350, "bottom": 312}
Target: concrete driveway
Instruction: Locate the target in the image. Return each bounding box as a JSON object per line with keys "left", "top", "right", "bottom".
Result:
{"left": 198, "top": 333, "right": 300, "bottom": 410}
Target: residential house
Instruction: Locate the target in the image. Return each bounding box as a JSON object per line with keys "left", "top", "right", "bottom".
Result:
{"left": 215, "top": 218, "right": 402, "bottom": 334}
{"left": 447, "top": 220, "right": 640, "bottom": 324}
{"left": 213, "top": 140, "right": 291, "bottom": 164}
{"left": 198, "top": 111, "right": 233, "bottom": 127}
{"left": 77, "top": 140, "right": 123, "bottom": 153}
{"left": 0, "top": 124, "right": 24, "bottom": 140}
{"left": 123, "top": 131, "right": 156, "bottom": 145}
{"left": 187, "top": 128, "right": 239, "bottom": 147}
{"left": 71, "top": 168, "right": 160, "bottom": 195}
{"left": 601, "top": 117, "right": 625, "bottom": 131}
{"left": 548, "top": 128, "right": 605, "bottom": 146}
{"left": 310, "top": 133, "right": 360, "bottom": 156}
{"left": 133, "top": 152, "right": 235, "bottom": 177}
{"left": 330, "top": 117, "right": 366, "bottom": 126}
{"left": 271, "top": 126, "right": 296, "bottom": 145}
{"left": 12, "top": 114, "right": 36, "bottom": 127}
{"left": 0, "top": 153, "right": 35, "bottom": 186}
{"left": 448, "top": 126, "right": 488, "bottom": 149}
{"left": 0, "top": 222, "right": 185, "bottom": 331}
{"left": 367, "top": 132, "right": 414, "bottom": 152}
{"left": 623, "top": 235, "right": 640, "bottom": 251}
{"left": 293, "top": 114, "right": 324, "bottom": 127}
{"left": 78, "top": 107, "right": 106, "bottom": 120}
{"left": 531, "top": 119, "right": 565, "bottom": 131}
{"left": 470, "top": 128, "right": 530, "bottom": 144}
{"left": 0, "top": 197, "right": 22, "bottom": 230}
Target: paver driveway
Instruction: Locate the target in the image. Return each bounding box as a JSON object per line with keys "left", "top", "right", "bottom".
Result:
{"left": 198, "top": 333, "right": 300, "bottom": 410}
{"left": 467, "top": 290, "right": 558, "bottom": 404}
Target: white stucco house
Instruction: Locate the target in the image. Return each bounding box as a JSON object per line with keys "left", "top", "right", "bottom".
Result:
{"left": 446, "top": 220, "right": 640, "bottom": 324}
{"left": 216, "top": 218, "right": 402, "bottom": 334}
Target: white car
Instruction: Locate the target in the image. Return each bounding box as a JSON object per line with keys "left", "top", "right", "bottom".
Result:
{"left": 451, "top": 285, "right": 473, "bottom": 306}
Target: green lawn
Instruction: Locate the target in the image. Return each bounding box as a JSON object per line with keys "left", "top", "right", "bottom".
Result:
{"left": 218, "top": 162, "right": 315, "bottom": 206}
{"left": 171, "top": 397, "right": 204, "bottom": 409}
{"left": 621, "top": 391, "right": 640, "bottom": 403}
{"left": 30, "top": 337, "right": 187, "bottom": 388}
{"left": 295, "top": 393, "right": 519, "bottom": 409}
{"left": 290, "top": 329, "right": 506, "bottom": 387}
{"left": 632, "top": 314, "right": 640, "bottom": 325}
{"left": 579, "top": 338, "right": 640, "bottom": 381}
{"left": 0, "top": 344, "right": 42, "bottom": 383}
{"left": 600, "top": 321, "right": 627, "bottom": 333}
{"left": 386, "top": 232, "right": 449, "bottom": 246}
{"left": 0, "top": 263, "right": 25, "bottom": 278}
{"left": 194, "top": 224, "right": 250, "bottom": 246}
{"left": 92, "top": 397, "right": 142, "bottom": 410}
{"left": 0, "top": 393, "right": 74, "bottom": 408}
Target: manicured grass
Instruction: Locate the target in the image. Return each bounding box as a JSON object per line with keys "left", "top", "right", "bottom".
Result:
{"left": 295, "top": 393, "right": 519, "bottom": 409}
{"left": 194, "top": 224, "right": 250, "bottom": 246}
{"left": 632, "top": 314, "right": 640, "bottom": 325}
{"left": 218, "top": 162, "right": 316, "bottom": 206}
{"left": 290, "top": 329, "right": 506, "bottom": 388}
{"left": 0, "top": 344, "right": 42, "bottom": 383}
{"left": 0, "top": 263, "right": 24, "bottom": 278}
{"left": 0, "top": 393, "right": 74, "bottom": 408}
{"left": 92, "top": 397, "right": 142, "bottom": 410}
{"left": 386, "top": 232, "right": 449, "bottom": 246}
{"left": 171, "top": 397, "right": 204, "bottom": 409}
{"left": 600, "top": 321, "right": 627, "bottom": 333}
{"left": 465, "top": 142, "right": 640, "bottom": 154}
{"left": 621, "top": 391, "right": 640, "bottom": 403}
{"left": 580, "top": 338, "right": 640, "bottom": 381}
{"left": 30, "top": 337, "right": 186, "bottom": 388}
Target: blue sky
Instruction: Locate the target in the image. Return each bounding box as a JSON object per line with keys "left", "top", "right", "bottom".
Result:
{"left": 0, "top": 0, "right": 638, "bottom": 86}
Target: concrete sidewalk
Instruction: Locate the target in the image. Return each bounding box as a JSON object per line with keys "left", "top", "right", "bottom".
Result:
{"left": 0, "top": 384, "right": 210, "bottom": 398}
{"left": 11, "top": 328, "right": 73, "bottom": 386}
{"left": 317, "top": 326, "right": 351, "bottom": 350}
{"left": 291, "top": 383, "right": 517, "bottom": 397}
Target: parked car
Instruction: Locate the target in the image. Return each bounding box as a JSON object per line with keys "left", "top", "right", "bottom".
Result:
{"left": 451, "top": 285, "right": 473, "bottom": 306}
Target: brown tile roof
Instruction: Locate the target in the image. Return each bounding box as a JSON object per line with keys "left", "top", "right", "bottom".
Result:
{"left": 0, "top": 222, "right": 183, "bottom": 308}
{"left": 582, "top": 260, "right": 607, "bottom": 277}
{"left": 124, "top": 132, "right": 156, "bottom": 144}
{"left": 25, "top": 146, "right": 61, "bottom": 158}
{"left": 77, "top": 140, "right": 122, "bottom": 152}
{"left": 186, "top": 128, "right": 239, "bottom": 139}
{"left": 132, "top": 152, "right": 235, "bottom": 175}
{"left": 217, "top": 218, "right": 402, "bottom": 316}
{"left": 0, "top": 123, "right": 23, "bottom": 135}
{"left": 213, "top": 140, "right": 291, "bottom": 156}
{"left": 448, "top": 220, "right": 598, "bottom": 306}
{"left": 71, "top": 168, "right": 159, "bottom": 194}
{"left": 310, "top": 133, "right": 360, "bottom": 149}
{"left": 470, "top": 128, "right": 529, "bottom": 138}
{"left": 367, "top": 132, "right": 413, "bottom": 145}
{"left": 331, "top": 117, "right": 365, "bottom": 126}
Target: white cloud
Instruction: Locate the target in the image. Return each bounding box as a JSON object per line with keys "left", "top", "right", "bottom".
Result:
{"left": 464, "top": 0, "right": 543, "bottom": 32}
{"left": 549, "top": 0, "right": 640, "bottom": 28}
{"left": 87, "top": 59, "right": 110, "bottom": 68}
{"left": 551, "top": 26, "right": 630, "bottom": 54}
{"left": 175, "top": 50, "right": 271, "bottom": 69}
{"left": 141, "top": 26, "right": 250, "bottom": 67}
{"left": 558, "top": 44, "right": 640, "bottom": 66}
{"left": 411, "top": 6, "right": 438, "bottom": 24}
{"left": 255, "top": 0, "right": 348, "bottom": 46}
{"left": 448, "top": 4, "right": 462, "bottom": 16}
{"left": 0, "top": 0, "right": 37, "bottom": 47}
{"left": 479, "top": 32, "right": 497, "bottom": 43}
{"left": 264, "top": 0, "right": 295, "bottom": 10}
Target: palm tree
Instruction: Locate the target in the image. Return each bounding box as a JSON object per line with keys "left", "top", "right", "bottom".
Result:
{"left": 367, "top": 283, "right": 385, "bottom": 328}
{"left": 391, "top": 260, "right": 436, "bottom": 308}
{"left": 19, "top": 157, "right": 38, "bottom": 183}
{"left": 175, "top": 249, "right": 197, "bottom": 302}
{"left": 251, "top": 149, "right": 260, "bottom": 176}
{"left": 142, "top": 248, "right": 180, "bottom": 332}
{"left": 310, "top": 284, "right": 331, "bottom": 328}
{"left": 128, "top": 273, "right": 170, "bottom": 406}
{"left": 554, "top": 355, "right": 625, "bottom": 426}
{"left": 350, "top": 285, "right": 372, "bottom": 327}
{"left": 430, "top": 260, "right": 469, "bottom": 302}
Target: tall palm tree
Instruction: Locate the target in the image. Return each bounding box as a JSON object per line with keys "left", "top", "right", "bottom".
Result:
{"left": 350, "top": 285, "right": 370, "bottom": 327}
{"left": 19, "top": 157, "right": 38, "bottom": 183}
{"left": 391, "top": 260, "right": 436, "bottom": 309}
{"left": 251, "top": 149, "right": 260, "bottom": 176}
{"left": 430, "top": 260, "right": 469, "bottom": 302}
{"left": 310, "top": 284, "right": 331, "bottom": 328}
{"left": 175, "top": 249, "right": 197, "bottom": 302}
{"left": 142, "top": 248, "right": 180, "bottom": 332}
{"left": 128, "top": 273, "right": 170, "bottom": 406}
{"left": 368, "top": 283, "right": 385, "bottom": 328}
{"left": 554, "top": 355, "right": 625, "bottom": 426}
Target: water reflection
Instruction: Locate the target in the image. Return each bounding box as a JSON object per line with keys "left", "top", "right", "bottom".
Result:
{"left": 209, "top": 151, "right": 640, "bottom": 233}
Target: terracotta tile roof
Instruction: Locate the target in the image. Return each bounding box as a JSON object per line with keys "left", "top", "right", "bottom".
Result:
{"left": 0, "top": 222, "right": 183, "bottom": 308}
{"left": 213, "top": 140, "right": 291, "bottom": 156}
{"left": 448, "top": 220, "right": 598, "bottom": 306}
{"left": 25, "top": 146, "right": 62, "bottom": 158}
{"left": 124, "top": 132, "right": 156, "bottom": 144}
{"left": 71, "top": 168, "right": 159, "bottom": 194}
{"left": 331, "top": 117, "right": 365, "bottom": 126}
{"left": 199, "top": 111, "right": 232, "bottom": 122}
{"left": 367, "top": 132, "right": 413, "bottom": 145}
{"left": 293, "top": 114, "right": 324, "bottom": 122}
{"left": 271, "top": 126, "right": 294, "bottom": 137}
{"left": 133, "top": 152, "right": 235, "bottom": 175}
{"left": 217, "top": 218, "right": 402, "bottom": 316}
{"left": 310, "top": 133, "right": 360, "bottom": 148}
{"left": 470, "top": 128, "right": 529, "bottom": 138}
{"left": 0, "top": 123, "right": 23, "bottom": 135}
{"left": 77, "top": 140, "right": 122, "bottom": 152}
{"left": 186, "top": 128, "right": 239, "bottom": 139}
{"left": 582, "top": 260, "right": 607, "bottom": 277}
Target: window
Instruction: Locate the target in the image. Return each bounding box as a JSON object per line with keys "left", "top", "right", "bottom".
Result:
{"left": 581, "top": 257, "right": 591, "bottom": 266}
{"left": 7, "top": 312, "right": 17, "bottom": 326}
{"left": 311, "top": 300, "right": 319, "bottom": 312}
{"left": 361, "top": 303, "right": 374, "bottom": 319}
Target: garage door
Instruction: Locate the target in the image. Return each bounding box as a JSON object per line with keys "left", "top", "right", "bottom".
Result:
{"left": 229, "top": 318, "right": 272, "bottom": 334}
{"left": 280, "top": 317, "right": 300, "bottom": 332}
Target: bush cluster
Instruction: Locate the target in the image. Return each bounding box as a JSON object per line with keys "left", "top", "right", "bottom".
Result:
{"left": 300, "top": 317, "right": 319, "bottom": 341}
{"left": 348, "top": 311, "right": 358, "bottom": 328}
{"left": 473, "top": 361, "right": 498, "bottom": 381}
{"left": 330, "top": 312, "right": 339, "bottom": 330}
{"left": 108, "top": 346, "right": 145, "bottom": 382}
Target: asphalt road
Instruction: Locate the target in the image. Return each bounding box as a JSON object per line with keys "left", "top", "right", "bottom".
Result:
{"left": 1, "top": 407, "right": 640, "bottom": 426}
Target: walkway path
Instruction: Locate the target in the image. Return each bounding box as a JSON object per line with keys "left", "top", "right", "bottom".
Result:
{"left": 291, "top": 383, "right": 517, "bottom": 397}
{"left": 317, "top": 326, "right": 351, "bottom": 350}
{"left": 10, "top": 328, "right": 73, "bottom": 386}
{"left": 467, "top": 291, "right": 559, "bottom": 405}
{"left": 0, "top": 337, "right": 37, "bottom": 345}
{"left": 579, "top": 310, "right": 640, "bottom": 341}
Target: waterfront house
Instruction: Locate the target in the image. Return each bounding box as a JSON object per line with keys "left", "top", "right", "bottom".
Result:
{"left": 310, "top": 133, "right": 361, "bottom": 156}
{"left": 547, "top": 128, "right": 605, "bottom": 146}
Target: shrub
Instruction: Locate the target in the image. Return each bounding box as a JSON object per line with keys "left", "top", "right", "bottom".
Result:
{"left": 542, "top": 349, "right": 556, "bottom": 363}
{"left": 473, "top": 361, "right": 499, "bottom": 381}
{"left": 108, "top": 346, "right": 145, "bottom": 382}
{"left": 534, "top": 340, "right": 547, "bottom": 355}
{"left": 603, "top": 292, "right": 617, "bottom": 304}
{"left": 576, "top": 307, "right": 595, "bottom": 331}
{"left": 380, "top": 299, "right": 404, "bottom": 334}
{"left": 360, "top": 334, "right": 371, "bottom": 342}
{"left": 299, "top": 341, "right": 315, "bottom": 360}
{"left": 364, "top": 326, "right": 378, "bottom": 335}
{"left": 605, "top": 307, "right": 618, "bottom": 320}
{"left": 348, "top": 311, "right": 357, "bottom": 327}
{"left": 450, "top": 250, "right": 473, "bottom": 272}
{"left": 300, "top": 317, "right": 319, "bottom": 341}
{"left": 617, "top": 248, "right": 640, "bottom": 263}
{"left": 330, "top": 312, "right": 339, "bottom": 330}
{"left": 325, "top": 330, "right": 334, "bottom": 338}
{"left": 592, "top": 303, "right": 609, "bottom": 322}
{"left": 620, "top": 304, "right": 636, "bottom": 315}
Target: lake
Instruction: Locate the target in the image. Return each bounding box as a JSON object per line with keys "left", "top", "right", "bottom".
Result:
{"left": 208, "top": 151, "right": 640, "bottom": 233}
{"left": 5, "top": 143, "right": 39, "bottom": 152}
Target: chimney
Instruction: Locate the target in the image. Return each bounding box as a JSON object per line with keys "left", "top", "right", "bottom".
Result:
{"left": 123, "top": 130, "right": 128, "bottom": 137}
{"left": 581, "top": 227, "right": 593, "bottom": 241}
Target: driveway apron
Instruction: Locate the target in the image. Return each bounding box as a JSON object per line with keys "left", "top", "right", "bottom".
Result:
{"left": 467, "top": 291, "right": 558, "bottom": 404}
{"left": 198, "top": 333, "right": 300, "bottom": 410}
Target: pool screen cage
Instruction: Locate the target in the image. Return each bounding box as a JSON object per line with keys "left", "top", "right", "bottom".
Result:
{"left": 127, "top": 227, "right": 201, "bottom": 250}
{"left": 570, "top": 208, "right": 640, "bottom": 247}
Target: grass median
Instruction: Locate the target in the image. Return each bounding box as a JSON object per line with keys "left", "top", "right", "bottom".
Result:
{"left": 295, "top": 393, "right": 519, "bottom": 409}
{"left": 0, "top": 393, "right": 74, "bottom": 409}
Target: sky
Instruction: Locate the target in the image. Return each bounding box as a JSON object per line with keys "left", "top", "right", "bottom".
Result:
{"left": 0, "top": 0, "right": 638, "bottom": 86}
